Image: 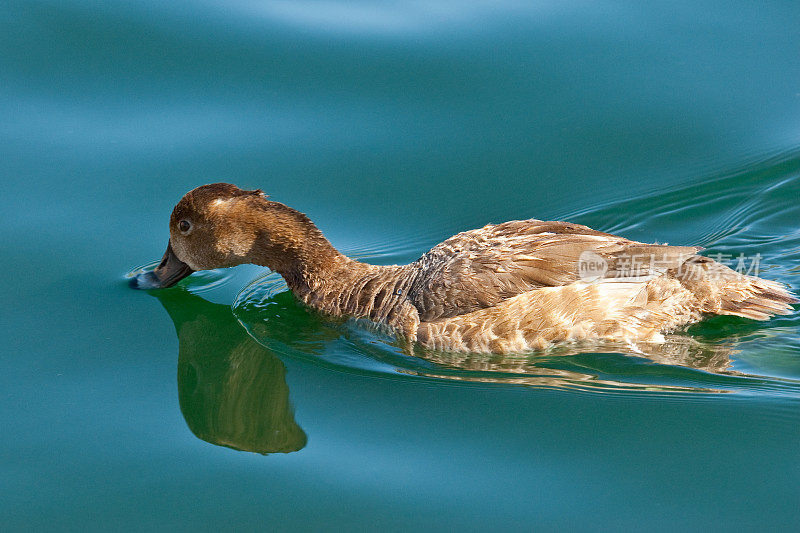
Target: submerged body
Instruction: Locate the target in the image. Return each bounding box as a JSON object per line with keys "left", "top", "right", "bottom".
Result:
{"left": 132, "top": 184, "right": 797, "bottom": 354}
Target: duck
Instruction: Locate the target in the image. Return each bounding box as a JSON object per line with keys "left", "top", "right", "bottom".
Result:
{"left": 131, "top": 183, "right": 798, "bottom": 354}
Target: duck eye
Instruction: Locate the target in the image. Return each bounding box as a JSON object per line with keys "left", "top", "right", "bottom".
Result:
{"left": 179, "top": 220, "right": 191, "bottom": 233}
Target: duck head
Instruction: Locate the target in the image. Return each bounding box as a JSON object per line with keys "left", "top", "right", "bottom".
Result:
{"left": 130, "top": 182, "right": 339, "bottom": 290}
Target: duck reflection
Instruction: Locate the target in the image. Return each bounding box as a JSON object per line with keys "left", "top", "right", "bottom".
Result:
{"left": 419, "top": 335, "right": 736, "bottom": 375}
{"left": 408, "top": 335, "right": 739, "bottom": 390}
{"left": 155, "top": 289, "right": 307, "bottom": 454}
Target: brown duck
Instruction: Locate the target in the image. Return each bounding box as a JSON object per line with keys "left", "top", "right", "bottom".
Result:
{"left": 132, "top": 183, "right": 797, "bottom": 354}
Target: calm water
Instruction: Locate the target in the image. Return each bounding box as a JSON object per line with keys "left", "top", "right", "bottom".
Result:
{"left": 3, "top": 1, "right": 800, "bottom": 530}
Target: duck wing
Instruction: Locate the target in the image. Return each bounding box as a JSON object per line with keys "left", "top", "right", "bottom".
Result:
{"left": 407, "top": 219, "right": 700, "bottom": 321}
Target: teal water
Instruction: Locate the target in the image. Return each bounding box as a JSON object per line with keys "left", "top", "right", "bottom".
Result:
{"left": 3, "top": 1, "right": 800, "bottom": 530}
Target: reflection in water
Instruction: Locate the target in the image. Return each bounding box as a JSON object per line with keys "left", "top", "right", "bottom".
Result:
{"left": 156, "top": 289, "right": 307, "bottom": 455}
{"left": 407, "top": 336, "right": 738, "bottom": 392}
{"left": 419, "top": 335, "right": 736, "bottom": 374}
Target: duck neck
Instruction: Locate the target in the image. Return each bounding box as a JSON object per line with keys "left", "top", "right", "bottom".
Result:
{"left": 244, "top": 202, "right": 370, "bottom": 296}
{"left": 246, "top": 202, "right": 414, "bottom": 322}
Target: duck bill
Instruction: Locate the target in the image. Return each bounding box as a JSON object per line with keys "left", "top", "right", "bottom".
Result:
{"left": 130, "top": 242, "right": 194, "bottom": 290}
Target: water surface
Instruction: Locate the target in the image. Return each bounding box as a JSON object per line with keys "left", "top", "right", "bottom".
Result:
{"left": 2, "top": 0, "right": 799, "bottom": 530}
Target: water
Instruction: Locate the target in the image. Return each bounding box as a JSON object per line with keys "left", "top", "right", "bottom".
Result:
{"left": 2, "top": 1, "right": 799, "bottom": 530}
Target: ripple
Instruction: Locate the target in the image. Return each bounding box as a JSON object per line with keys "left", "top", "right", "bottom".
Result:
{"left": 561, "top": 150, "right": 800, "bottom": 284}
{"left": 126, "top": 261, "right": 245, "bottom": 296}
